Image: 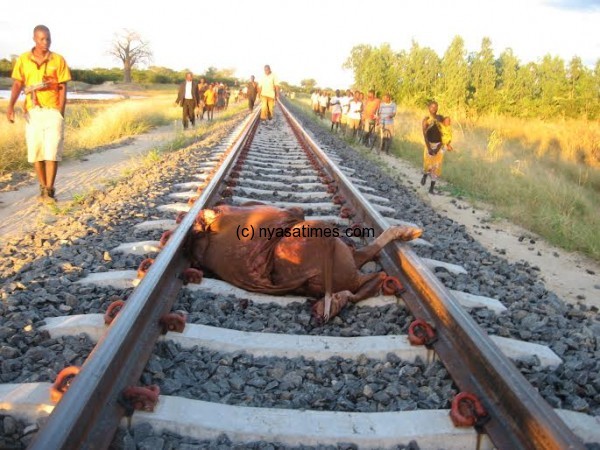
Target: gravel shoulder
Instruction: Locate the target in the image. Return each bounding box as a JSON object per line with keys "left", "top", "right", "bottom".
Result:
{"left": 381, "top": 153, "right": 600, "bottom": 309}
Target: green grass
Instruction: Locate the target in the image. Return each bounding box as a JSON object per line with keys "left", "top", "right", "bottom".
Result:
{"left": 289, "top": 96, "right": 600, "bottom": 261}
{"left": 142, "top": 148, "right": 163, "bottom": 166}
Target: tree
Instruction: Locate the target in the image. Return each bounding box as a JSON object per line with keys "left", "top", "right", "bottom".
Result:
{"left": 203, "top": 67, "right": 219, "bottom": 81}
{"left": 439, "top": 36, "right": 468, "bottom": 114}
{"left": 496, "top": 48, "right": 520, "bottom": 115}
{"left": 401, "top": 41, "right": 440, "bottom": 107}
{"left": 469, "top": 37, "right": 497, "bottom": 114}
{"left": 566, "top": 56, "right": 595, "bottom": 117}
{"left": 537, "top": 54, "right": 568, "bottom": 117}
{"left": 109, "top": 29, "right": 152, "bottom": 83}
{"left": 300, "top": 78, "right": 317, "bottom": 92}
{"left": 593, "top": 59, "right": 600, "bottom": 118}
{"left": 514, "top": 62, "right": 540, "bottom": 117}
{"left": 359, "top": 44, "right": 399, "bottom": 99}
{"left": 343, "top": 44, "right": 374, "bottom": 90}
{"left": 212, "top": 67, "right": 236, "bottom": 79}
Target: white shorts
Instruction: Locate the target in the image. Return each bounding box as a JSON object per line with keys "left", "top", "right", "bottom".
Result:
{"left": 25, "top": 107, "right": 65, "bottom": 163}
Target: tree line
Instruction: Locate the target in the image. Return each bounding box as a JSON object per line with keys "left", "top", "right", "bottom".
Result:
{"left": 0, "top": 59, "right": 241, "bottom": 87}
{"left": 0, "top": 30, "right": 241, "bottom": 87}
{"left": 343, "top": 36, "right": 600, "bottom": 119}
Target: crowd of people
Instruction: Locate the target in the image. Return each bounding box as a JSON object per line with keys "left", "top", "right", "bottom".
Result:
{"left": 176, "top": 74, "right": 243, "bottom": 126}
{"left": 176, "top": 64, "right": 281, "bottom": 128}
{"left": 309, "top": 88, "right": 453, "bottom": 194}
{"left": 5, "top": 23, "right": 450, "bottom": 203}
{"left": 311, "top": 88, "right": 393, "bottom": 147}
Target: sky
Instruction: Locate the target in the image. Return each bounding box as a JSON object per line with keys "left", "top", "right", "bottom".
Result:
{"left": 1, "top": 0, "right": 599, "bottom": 88}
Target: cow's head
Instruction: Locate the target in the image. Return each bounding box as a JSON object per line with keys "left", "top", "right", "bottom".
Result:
{"left": 188, "top": 208, "right": 219, "bottom": 268}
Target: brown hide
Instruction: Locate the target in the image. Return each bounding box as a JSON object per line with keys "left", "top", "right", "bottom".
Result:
{"left": 189, "top": 204, "right": 363, "bottom": 297}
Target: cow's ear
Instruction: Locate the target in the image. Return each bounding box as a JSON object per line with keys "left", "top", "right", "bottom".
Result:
{"left": 193, "top": 215, "right": 206, "bottom": 233}
{"left": 199, "top": 209, "right": 218, "bottom": 229}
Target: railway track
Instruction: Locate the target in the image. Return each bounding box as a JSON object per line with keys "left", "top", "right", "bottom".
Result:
{"left": 0, "top": 101, "right": 598, "bottom": 449}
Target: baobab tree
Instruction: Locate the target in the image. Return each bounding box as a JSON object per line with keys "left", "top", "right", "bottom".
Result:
{"left": 108, "top": 29, "right": 152, "bottom": 83}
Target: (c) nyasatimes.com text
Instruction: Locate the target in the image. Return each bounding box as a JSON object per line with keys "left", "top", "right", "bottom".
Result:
{"left": 236, "top": 224, "right": 375, "bottom": 241}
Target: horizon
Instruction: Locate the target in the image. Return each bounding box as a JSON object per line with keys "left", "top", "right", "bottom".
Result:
{"left": 1, "top": 0, "right": 599, "bottom": 89}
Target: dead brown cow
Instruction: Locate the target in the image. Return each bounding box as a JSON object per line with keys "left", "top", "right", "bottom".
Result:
{"left": 187, "top": 203, "right": 422, "bottom": 323}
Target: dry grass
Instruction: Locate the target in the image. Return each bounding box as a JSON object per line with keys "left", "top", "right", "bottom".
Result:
{"left": 67, "top": 97, "right": 175, "bottom": 150}
{"left": 292, "top": 96, "right": 600, "bottom": 260}
{"left": 475, "top": 115, "right": 600, "bottom": 168}
{"left": 396, "top": 109, "right": 600, "bottom": 260}
{"left": 0, "top": 95, "right": 178, "bottom": 173}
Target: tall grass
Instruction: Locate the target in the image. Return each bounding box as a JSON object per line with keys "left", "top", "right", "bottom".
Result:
{"left": 0, "top": 95, "right": 179, "bottom": 173}
{"left": 475, "top": 115, "right": 600, "bottom": 168}
{"left": 291, "top": 96, "right": 600, "bottom": 261}
{"left": 69, "top": 97, "right": 174, "bottom": 149}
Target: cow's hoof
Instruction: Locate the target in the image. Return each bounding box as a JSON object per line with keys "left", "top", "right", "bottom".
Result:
{"left": 389, "top": 226, "right": 423, "bottom": 242}
{"left": 311, "top": 291, "right": 351, "bottom": 326}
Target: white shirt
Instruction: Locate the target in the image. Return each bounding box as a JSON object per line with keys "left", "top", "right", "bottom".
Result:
{"left": 348, "top": 100, "right": 363, "bottom": 120}
{"left": 184, "top": 81, "right": 193, "bottom": 99}
{"left": 329, "top": 96, "right": 342, "bottom": 114}
{"left": 340, "top": 95, "right": 351, "bottom": 114}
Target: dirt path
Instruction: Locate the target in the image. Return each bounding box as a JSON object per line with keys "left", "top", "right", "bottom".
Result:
{"left": 0, "top": 123, "right": 177, "bottom": 240}
{"left": 379, "top": 153, "right": 600, "bottom": 309}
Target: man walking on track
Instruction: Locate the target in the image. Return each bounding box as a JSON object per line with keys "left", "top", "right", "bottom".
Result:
{"left": 257, "top": 64, "right": 280, "bottom": 122}
{"left": 6, "top": 24, "right": 71, "bottom": 203}
{"left": 246, "top": 75, "right": 258, "bottom": 112}
{"left": 175, "top": 72, "right": 200, "bottom": 129}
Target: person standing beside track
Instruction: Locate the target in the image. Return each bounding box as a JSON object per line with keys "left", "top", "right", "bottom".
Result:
{"left": 339, "top": 89, "right": 352, "bottom": 134}
{"left": 376, "top": 93, "right": 397, "bottom": 153}
{"left": 216, "top": 83, "right": 226, "bottom": 112}
{"left": 197, "top": 77, "right": 209, "bottom": 120}
{"left": 6, "top": 24, "right": 71, "bottom": 203}
{"left": 362, "top": 89, "right": 381, "bottom": 138}
{"left": 311, "top": 90, "right": 320, "bottom": 115}
{"left": 203, "top": 83, "right": 217, "bottom": 121}
{"left": 246, "top": 75, "right": 258, "bottom": 111}
{"left": 257, "top": 64, "right": 280, "bottom": 122}
{"left": 318, "top": 90, "right": 329, "bottom": 120}
{"left": 421, "top": 100, "right": 453, "bottom": 194}
{"left": 175, "top": 72, "right": 200, "bottom": 129}
{"left": 347, "top": 91, "right": 363, "bottom": 138}
{"left": 329, "top": 90, "right": 342, "bottom": 132}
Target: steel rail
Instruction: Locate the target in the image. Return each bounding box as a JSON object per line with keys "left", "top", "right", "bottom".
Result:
{"left": 28, "top": 109, "right": 261, "bottom": 450}
{"left": 279, "top": 100, "right": 584, "bottom": 450}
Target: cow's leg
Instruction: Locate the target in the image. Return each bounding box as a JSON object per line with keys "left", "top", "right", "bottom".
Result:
{"left": 350, "top": 272, "right": 387, "bottom": 302}
{"left": 322, "top": 237, "right": 335, "bottom": 322}
{"left": 239, "top": 201, "right": 266, "bottom": 207}
{"left": 311, "top": 290, "right": 353, "bottom": 325}
{"left": 312, "top": 272, "right": 386, "bottom": 324}
{"left": 353, "top": 226, "right": 422, "bottom": 268}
